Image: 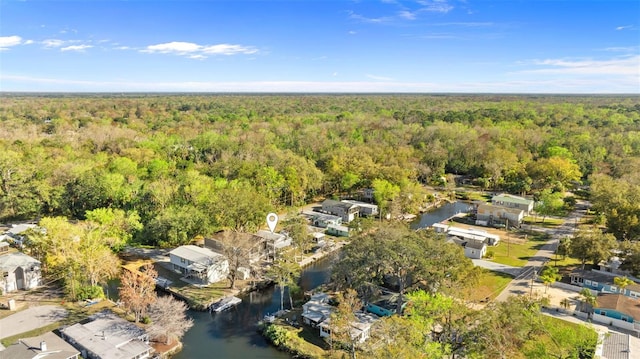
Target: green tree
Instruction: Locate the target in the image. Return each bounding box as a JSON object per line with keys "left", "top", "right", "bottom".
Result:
{"left": 267, "top": 258, "right": 301, "bottom": 312}
{"left": 85, "top": 207, "right": 142, "bottom": 250}
{"left": 614, "top": 276, "right": 633, "bottom": 294}
{"left": 371, "top": 179, "right": 400, "bottom": 220}
{"left": 569, "top": 227, "right": 618, "bottom": 270}
{"left": 329, "top": 289, "right": 361, "bottom": 358}
{"left": 538, "top": 266, "right": 562, "bottom": 293}
{"left": 534, "top": 189, "right": 565, "bottom": 223}
{"left": 578, "top": 288, "right": 596, "bottom": 316}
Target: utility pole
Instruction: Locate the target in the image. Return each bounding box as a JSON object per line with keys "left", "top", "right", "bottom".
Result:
{"left": 506, "top": 218, "right": 510, "bottom": 258}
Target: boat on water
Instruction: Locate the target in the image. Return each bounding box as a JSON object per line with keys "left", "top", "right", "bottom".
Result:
{"left": 209, "top": 296, "right": 242, "bottom": 313}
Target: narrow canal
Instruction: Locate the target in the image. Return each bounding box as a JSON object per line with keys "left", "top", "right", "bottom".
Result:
{"left": 174, "top": 253, "right": 336, "bottom": 359}
{"left": 173, "top": 201, "right": 467, "bottom": 358}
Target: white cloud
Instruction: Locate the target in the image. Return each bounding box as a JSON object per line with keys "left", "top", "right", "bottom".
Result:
{"left": 616, "top": 25, "right": 633, "bottom": 31}
{"left": 0, "top": 36, "right": 22, "bottom": 49}
{"left": 61, "top": 44, "right": 93, "bottom": 52}
{"left": 189, "top": 54, "right": 207, "bottom": 60}
{"left": 366, "top": 74, "right": 394, "bottom": 81}
{"left": 42, "top": 39, "right": 66, "bottom": 48}
{"left": 2, "top": 74, "right": 638, "bottom": 93}
{"left": 23, "top": 40, "right": 34, "bottom": 45}
{"left": 114, "top": 46, "right": 131, "bottom": 50}
{"left": 142, "top": 41, "right": 257, "bottom": 58}
{"left": 417, "top": 0, "right": 454, "bottom": 14}
{"left": 398, "top": 10, "right": 416, "bottom": 20}
{"left": 523, "top": 56, "right": 640, "bottom": 76}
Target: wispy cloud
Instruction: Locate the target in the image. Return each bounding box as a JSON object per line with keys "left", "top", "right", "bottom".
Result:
{"left": 3, "top": 74, "right": 636, "bottom": 93}
{"left": 616, "top": 25, "right": 634, "bottom": 31}
{"left": 61, "top": 44, "right": 93, "bottom": 52}
{"left": 521, "top": 56, "right": 640, "bottom": 76}
{"left": 417, "top": 0, "right": 454, "bottom": 14}
{"left": 142, "top": 41, "right": 258, "bottom": 59}
{"left": 366, "top": 74, "right": 394, "bottom": 81}
{"left": 0, "top": 35, "right": 23, "bottom": 50}
{"left": 42, "top": 39, "right": 69, "bottom": 48}
{"left": 432, "top": 22, "right": 495, "bottom": 27}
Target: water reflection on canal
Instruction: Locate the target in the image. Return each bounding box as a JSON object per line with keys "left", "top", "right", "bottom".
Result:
{"left": 174, "top": 253, "right": 337, "bottom": 359}
{"left": 410, "top": 201, "right": 473, "bottom": 229}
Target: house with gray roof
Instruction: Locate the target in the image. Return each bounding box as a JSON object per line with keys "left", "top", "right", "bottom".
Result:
{"left": 0, "top": 251, "right": 41, "bottom": 293}
{"left": 60, "top": 311, "right": 152, "bottom": 359}
{"left": 0, "top": 331, "right": 80, "bottom": 359}
{"left": 321, "top": 199, "right": 360, "bottom": 223}
{"left": 169, "top": 245, "right": 229, "bottom": 284}
{"left": 491, "top": 194, "right": 534, "bottom": 215}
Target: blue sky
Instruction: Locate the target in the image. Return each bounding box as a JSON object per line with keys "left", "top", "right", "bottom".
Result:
{"left": 1, "top": 0, "right": 638, "bottom": 93}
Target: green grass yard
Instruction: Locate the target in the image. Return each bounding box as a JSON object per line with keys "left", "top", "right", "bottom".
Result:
{"left": 465, "top": 269, "right": 514, "bottom": 302}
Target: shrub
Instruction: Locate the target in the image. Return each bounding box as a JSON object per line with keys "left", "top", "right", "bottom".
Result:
{"left": 74, "top": 285, "right": 105, "bottom": 301}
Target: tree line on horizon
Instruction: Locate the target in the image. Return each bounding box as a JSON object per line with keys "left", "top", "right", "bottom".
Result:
{"left": 1, "top": 94, "right": 639, "bottom": 247}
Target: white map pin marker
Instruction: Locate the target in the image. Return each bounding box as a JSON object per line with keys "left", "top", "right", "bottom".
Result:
{"left": 266, "top": 213, "right": 278, "bottom": 233}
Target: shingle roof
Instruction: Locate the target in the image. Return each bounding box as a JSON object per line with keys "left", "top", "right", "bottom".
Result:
{"left": 0, "top": 251, "right": 40, "bottom": 271}
{"left": 1, "top": 331, "right": 79, "bottom": 359}
{"left": 601, "top": 333, "right": 630, "bottom": 359}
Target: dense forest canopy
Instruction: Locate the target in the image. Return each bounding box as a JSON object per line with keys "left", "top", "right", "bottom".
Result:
{"left": 1, "top": 94, "right": 640, "bottom": 245}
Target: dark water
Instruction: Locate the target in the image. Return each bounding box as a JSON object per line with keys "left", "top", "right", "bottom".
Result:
{"left": 173, "top": 253, "right": 336, "bottom": 359}
{"left": 410, "top": 201, "right": 473, "bottom": 229}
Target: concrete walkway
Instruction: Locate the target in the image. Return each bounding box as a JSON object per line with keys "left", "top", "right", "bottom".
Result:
{"left": 472, "top": 259, "right": 522, "bottom": 277}
{"left": 0, "top": 305, "right": 67, "bottom": 339}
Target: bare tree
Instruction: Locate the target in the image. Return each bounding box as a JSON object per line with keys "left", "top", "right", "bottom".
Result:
{"left": 148, "top": 295, "right": 194, "bottom": 345}
{"left": 119, "top": 263, "right": 157, "bottom": 322}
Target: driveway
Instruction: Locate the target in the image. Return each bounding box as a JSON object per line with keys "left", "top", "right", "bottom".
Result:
{"left": 472, "top": 259, "right": 523, "bottom": 277}
{"left": 0, "top": 305, "right": 67, "bottom": 339}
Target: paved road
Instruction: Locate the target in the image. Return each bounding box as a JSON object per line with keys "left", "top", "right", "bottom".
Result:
{"left": 0, "top": 305, "right": 67, "bottom": 339}
{"left": 472, "top": 259, "right": 523, "bottom": 277}
{"left": 494, "top": 200, "right": 589, "bottom": 302}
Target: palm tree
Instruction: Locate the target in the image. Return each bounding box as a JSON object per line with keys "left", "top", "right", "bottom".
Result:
{"left": 559, "top": 298, "right": 571, "bottom": 312}
{"left": 539, "top": 266, "right": 562, "bottom": 293}
{"left": 614, "top": 276, "right": 633, "bottom": 295}
{"left": 579, "top": 288, "right": 597, "bottom": 319}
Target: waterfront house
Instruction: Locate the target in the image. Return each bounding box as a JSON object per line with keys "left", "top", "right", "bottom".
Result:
{"left": 61, "top": 311, "right": 152, "bottom": 359}
{"left": 491, "top": 194, "right": 534, "bottom": 215}
{"left": 593, "top": 294, "right": 640, "bottom": 332}
{"left": 431, "top": 223, "right": 449, "bottom": 233}
{"left": 319, "top": 311, "right": 379, "bottom": 344}
{"left": 326, "top": 224, "right": 350, "bottom": 237}
{"left": 463, "top": 240, "right": 487, "bottom": 259}
{"left": 255, "top": 230, "right": 292, "bottom": 259}
{"left": 1, "top": 331, "right": 80, "bottom": 359}
{"left": 570, "top": 270, "right": 640, "bottom": 299}
{"left": 302, "top": 293, "right": 333, "bottom": 327}
{"left": 206, "top": 231, "right": 269, "bottom": 264}
{"left": 341, "top": 200, "right": 379, "bottom": 217}
{"left": 475, "top": 203, "right": 524, "bottom": 227}
{"left": 0, "top": 251, "right": 41, "bottom": 293}
{"left": 169, "top": 245, "right": 229, "bottom": 284}
{"left": 321, "top": 199, "right": 360, "bottom": 223}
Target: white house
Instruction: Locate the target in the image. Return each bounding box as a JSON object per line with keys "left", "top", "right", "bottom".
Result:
{"left": 321, "top": 199, "right": 360, "bottom": 223}
{"left": 302, "top": 293, "right": 333, "bottom": 327}
{"left": 447, "top": 227, "right": 500, "bottom": 246}
{"left": 255, "top": 230, "right": 292, "bottom": 259}
{"left": 61, "top": 311, "right": 152, "bottom": 359}
{"left": 476, "top": 203, "right": 524, "bottom": 227}
{"left": 4, "top": 223, "right": 38, "bottom": 247}
{"left": 319, "top": 311, "right": 379, "bottom": 344}
{"left": 1, "top": 331, "right": 80, "bottom": 359}
{"left": 169, "top": 245, "right": 229, "bottom": 284}
{"left": 341, "top": 200, "right": 379, "bottom": 217}
{"left": 0, "top": 251, "right": 41, "bottom": 293}
{"left": 463, "top": 241, "right": 487, "bottom": 259}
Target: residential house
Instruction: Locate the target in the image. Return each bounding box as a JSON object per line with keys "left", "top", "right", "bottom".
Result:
{"left": 463, "top": 240, "right": 487, "bottom": 259}
{"left": 475, "top": 203, "right": 524, "bottom": 227}
{"left": 60, "top": 311, "right": 152, "bottom": 359}
{"left": 593, "top": 294, "right": 640, "bottom": 332}
{"left": 0, "top": 241, "right": 9, "bottom": 254}
{"left": 569, "top": 270, "right": 640, "bottom": 299}
{"left": 206, "top": 231, "right": 269, "bottom": 265}
{"left": 600, "top": 333, "right": 631, "bottom": 359}
{"left": 447, "top": 227, "right": 500, "bottom": 246}
{"left": 341, "top": 200, "right": 379, "bottom": 217}
{"left": 169, "top": 245, "right": 229, "bottom": 284}
{"left": 1, "top": 331, "right": 80, "bottom": 359}
{"left": 255, "top": 230, "right": 292, "bottom": 259}
{"left": 310, "top": 213, "right": 343, "bottom": 228}
{"left": 321, "top": 199, "right": 360, "bottom": 223}
{"left": 302, "top": 293, "right": 333, "bottom": 327}
{"left": 365, "top": 292, "right": 405, "bottom": 317}
{"left": 4, "top": 223, "right": 38, "bottom": 247}
{"left": 326, "top": 224, "right": 350, "bottom": 237}
{"left": 319, "top": 311, "right": 379, "bottom": 344}
{"left": 431, "top": 223, "right": 449, "bottom": 233}
{"left": 0, "top": 251, "right": 41, "bottom": 293}
{"left": 491, "top": 194, "right": 534, "bottom": 215}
